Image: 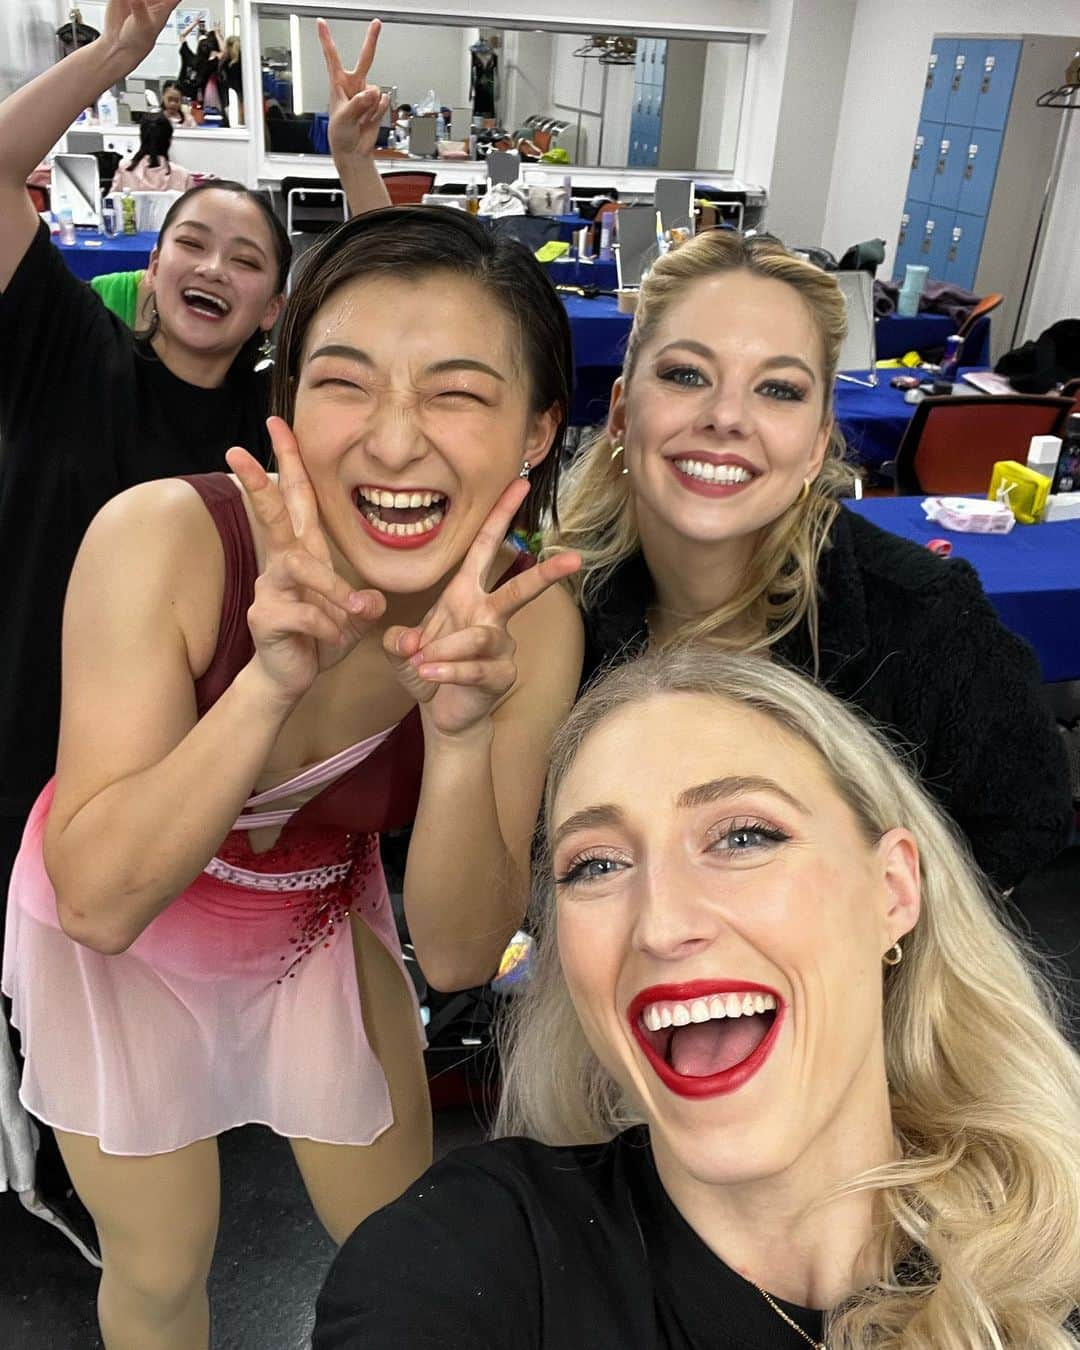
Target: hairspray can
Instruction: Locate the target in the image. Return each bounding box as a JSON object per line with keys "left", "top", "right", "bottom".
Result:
{"left": 939, "top": 334, "right": 963, "bottom": 383}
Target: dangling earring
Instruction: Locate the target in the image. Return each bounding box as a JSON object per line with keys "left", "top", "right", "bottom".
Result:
{"left": 258, "top": 332, "right": 274, "bottom": 360}
{"left": 610, "top": 441, "right": 629, "bottom": 476}
{"left": 882, "top": 942, "right": 903, "bottom": 967}
{"left": 519, "top": 460, "right": 531, "bottom": 480}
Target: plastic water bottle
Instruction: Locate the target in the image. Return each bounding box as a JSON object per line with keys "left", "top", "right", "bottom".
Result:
{"left": 897, "top": 263, "right": 928, "bottom": 317}
{"left": 436, "top": 112, "right": 447, "bottom": 141}
{"left": 58, "top": 208, "right": 76, "bottom": 245}
{"left": 465, "top": 181, "right": 480, "bottom": 215}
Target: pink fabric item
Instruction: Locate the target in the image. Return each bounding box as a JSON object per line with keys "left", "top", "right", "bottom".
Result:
{"left": 110, "top": 159, "right": 196, "bottom": 194}
{"left": 2, "top": 722, "right": 421, "bottom": 1157}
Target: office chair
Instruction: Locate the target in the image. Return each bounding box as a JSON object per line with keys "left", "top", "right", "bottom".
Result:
{"left": 888, "top": 394, "right": 1072, "bottom": 495}
{"left": 381, "top": 171, "right": 436, "bottom": 205}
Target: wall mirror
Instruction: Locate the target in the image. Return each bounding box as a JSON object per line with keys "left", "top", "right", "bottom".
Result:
{"left": 258, "top": 8, "right": 748, "bottom": 172}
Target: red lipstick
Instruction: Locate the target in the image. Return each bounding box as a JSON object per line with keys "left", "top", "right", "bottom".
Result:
{"left": 627, "top": 979, "right": 784, "bottom": 1100}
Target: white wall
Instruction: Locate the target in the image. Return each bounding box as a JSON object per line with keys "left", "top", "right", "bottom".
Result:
{"left": 502, "top": 31, "right": 554, "bottom": 132}
{"left": 764, "top": 0, "right": 856, "bottom": 246}
{"left": 295, "top": 15, "right": 469, "bottom": 114}
{"left": 823, "top": 0, "right": 1080, "bottom": 280}
{"left": 1022, "top": 109, "right": 1080, "bottom": 340}
{"left": 1, "top": 2, "right": 55, "bottom": 102}
{"left": 695, "top": 43, "right": 747, "bottom": 172}
{"left": 735, "top": 0, "right": 794, "bottom": 188}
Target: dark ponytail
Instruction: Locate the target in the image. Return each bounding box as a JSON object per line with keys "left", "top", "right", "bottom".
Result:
{"left": 129, "top": 113, "right": 174, "bottom": 173}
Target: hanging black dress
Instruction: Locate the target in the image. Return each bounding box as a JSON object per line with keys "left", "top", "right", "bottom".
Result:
{"left": 471, "top": 49, "right": 498, "bottom": 119}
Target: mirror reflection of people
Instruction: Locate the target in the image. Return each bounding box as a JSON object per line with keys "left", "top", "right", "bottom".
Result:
{"left": 548, "top": 231, "right": 1072, "bottom": 892}
{"left": 4, "top": 205, "right": 582, "bottom": 1350}
{"left": 161, "top": 79, "right": 196, "bottom": 127}
{"left": 0, "top": 0, "right": 290, "bottom": 1263}
{"left": 109, "top": 111, "right": 195, "bottom": 192}
{"left": 221, "top": 34, "right": 243, "bottom": 123}
{"left": 315, "top": 647, "right": 1080, "bottom": 1349}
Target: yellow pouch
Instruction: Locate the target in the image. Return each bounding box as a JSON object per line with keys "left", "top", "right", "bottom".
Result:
{"left": 535, "top": 241, "right": 570, "bottom": 263}
{"left": 987, "top": 460, "right": 1052, "bottom": 524}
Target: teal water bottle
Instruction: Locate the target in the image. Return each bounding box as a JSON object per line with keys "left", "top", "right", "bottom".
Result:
{"left": 897, "top": 263, "right": 928, "bottom": 317}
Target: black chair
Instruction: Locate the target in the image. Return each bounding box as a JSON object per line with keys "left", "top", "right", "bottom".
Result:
{"left": 280, "top": 175, "right": 348, "bottom": 236}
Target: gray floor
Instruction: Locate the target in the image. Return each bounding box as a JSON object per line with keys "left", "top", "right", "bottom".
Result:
{"left": 0, "top": 1107, "right": 487, "bottom": 1350}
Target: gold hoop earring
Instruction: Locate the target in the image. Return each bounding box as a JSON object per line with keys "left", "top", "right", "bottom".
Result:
{"left": 610, "top": 441, "right": 629, "bottom": 476}
{"left": 797, "top": 477, "right": 811, "bottom": 504}
{"left": 882, "top": 942, "right": 903, "bottom": 967}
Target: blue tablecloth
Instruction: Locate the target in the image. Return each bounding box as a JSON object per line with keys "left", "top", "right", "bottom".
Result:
{"left": 833, "top": 372, "right": 918, "bottom": 470}
{"left": 561, "top": 294, "right": 631, "bottom": 424}
{"left": 846, "top": 497, "right": 1080, "bottom": 682}
{"left": 54, "top": 230, "right": 157, "bottom": 281}
{"left": 877, "top": 312, "right": 990, "bottom": 365}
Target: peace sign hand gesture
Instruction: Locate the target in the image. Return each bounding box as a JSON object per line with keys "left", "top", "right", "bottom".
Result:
{"left": 102, "top": 0, "right": 183, "bottom": 68}
{"left": 384, "top": 479, "right": 581, "bottom": 739}
{"left": 317, "top": 16, "right": 388, "bottom": 162}
{"left": 227, "top": 418, "right": 386, "bottom": 709}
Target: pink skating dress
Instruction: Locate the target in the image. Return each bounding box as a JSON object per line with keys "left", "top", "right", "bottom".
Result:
{"left": 2, "top": 474, "right": 530, "bottom": 1157}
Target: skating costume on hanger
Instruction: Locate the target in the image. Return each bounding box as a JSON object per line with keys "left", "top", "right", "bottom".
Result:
{"left": 470, "top": 49, "right": 498, "bottom": 120}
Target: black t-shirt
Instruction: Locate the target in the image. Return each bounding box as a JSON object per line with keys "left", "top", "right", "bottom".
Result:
{"left": 314, "top": 1127, "right": 826, "bottom": 1350}
{"left": 0, "top": 222, "right": 271, "bottom": 816}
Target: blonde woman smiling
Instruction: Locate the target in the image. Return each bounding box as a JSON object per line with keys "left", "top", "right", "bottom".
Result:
{"left": 316, "top": 648, "right": 1080, "bottom": 1350}
{"left": 547, "top": 231, "right": 1071, "bottom": 894}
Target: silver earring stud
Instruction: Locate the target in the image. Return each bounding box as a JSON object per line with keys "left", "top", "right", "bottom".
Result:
{"left": 519, "top": 460, "right": 531, "bottom": 480}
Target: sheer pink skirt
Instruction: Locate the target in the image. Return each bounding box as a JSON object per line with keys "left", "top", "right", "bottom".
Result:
{"left": 2, "top": 781, "right": 422, "bottom": 1157}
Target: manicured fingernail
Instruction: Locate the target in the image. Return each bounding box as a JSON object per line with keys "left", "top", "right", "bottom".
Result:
{"left": 410, "top": 652, "right": 425, "bottom": 668}
{"left": 348, "top": 592, "right": 367, "bottom": 613}
{"left": 417, "top": 664, "right": 440, "bottom": 679}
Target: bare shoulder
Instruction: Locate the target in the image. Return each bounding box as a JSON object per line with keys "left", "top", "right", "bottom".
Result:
{"left": 74, "top": 477, "right": 227, "bottom": 676}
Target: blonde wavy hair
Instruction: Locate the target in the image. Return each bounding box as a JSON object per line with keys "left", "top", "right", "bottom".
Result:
{"left": 547, "top": 232, "right": 857, "bottom": 665}
{"left": 496, "top": 648, "right": 1080, "bottom": 1349}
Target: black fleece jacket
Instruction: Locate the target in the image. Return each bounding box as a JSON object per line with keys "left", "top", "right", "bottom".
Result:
{"left": 581, "top": 507, "right": 1073, "bottom": 893}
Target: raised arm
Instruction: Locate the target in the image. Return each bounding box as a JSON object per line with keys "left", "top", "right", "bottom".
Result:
{"left": 317, "top": 17, "right": 391, "bottom": 216}
{"left": 0, "top": 0, "right": 181, "bottom": 291}
{"left": 384, "top": 480, "right": 583, "bottom": 990}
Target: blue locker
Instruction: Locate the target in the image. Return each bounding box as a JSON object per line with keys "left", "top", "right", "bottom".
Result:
{"left": 929, "top": 124, "right": 967, "bottom": 211}
{"left": 955, "top": 127, "right": 1004, "bottom": 218}
{"left": 942, "top": 212, "right": 986, "bottom": 290}
{"left": 894, "top": 200, "right": 926, "bottom": 279}
{"left": 944, "top": 40, "right": 986, "bottom": 125}
{"left": 921, "top": 38, "right": 957, "bottom": 122}
{"left": 973, "top": 39, "right": 1020, "bottom": 130}
{"left": 908, "top": 119, "right": 939, "bottom": 203}
{"left": 915, "top": 208, "right": 953, "bottom": 280}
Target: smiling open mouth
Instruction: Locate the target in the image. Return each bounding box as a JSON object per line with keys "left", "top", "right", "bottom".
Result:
{"left": 353, "top": 486, "right": 449, "bottom": 549}
{"left": 667, "top": 457, "right": 760, "bottom": 496}
{"left": 182, "top": 288, "right": 231, "bottom": 319}
{"left": 629, "top": 982, "right": 783, "bottom": 1098}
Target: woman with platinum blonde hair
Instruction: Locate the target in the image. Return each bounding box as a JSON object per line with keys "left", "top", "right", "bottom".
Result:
{"left": 316, "top": 648, "right": 1080, "bottom": 1350}
{"left": 546, "top": 229, "right": 1072, "bottom": 894}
